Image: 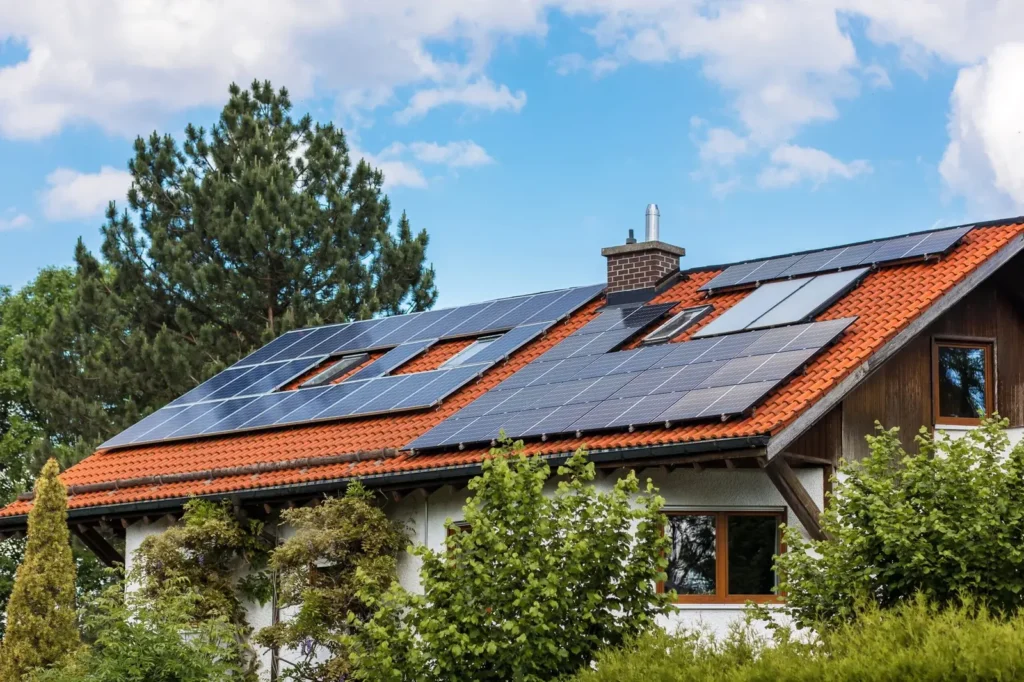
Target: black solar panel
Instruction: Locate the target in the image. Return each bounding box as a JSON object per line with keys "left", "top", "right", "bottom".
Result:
{"left": 409, "top": 317, "right": 856, "bottom": 451}
{"left": 701, "top": 225, "right": 973, "bottom": 292}
{"left": 348, "top": 339, "right": 437, "bottom": 381}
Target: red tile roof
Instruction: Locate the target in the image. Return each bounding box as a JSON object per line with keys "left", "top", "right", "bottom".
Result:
{"left": 3, "top": 222, "right": 1022, "bottom": 519}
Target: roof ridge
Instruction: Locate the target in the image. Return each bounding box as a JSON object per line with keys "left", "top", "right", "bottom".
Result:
{"left": 681, "top": 217, "right": 1022, "bottom": 276}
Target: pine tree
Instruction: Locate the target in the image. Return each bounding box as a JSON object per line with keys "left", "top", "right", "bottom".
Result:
{"left": 29, "top": 80, "right": 437, "bottom": 456}
{"left": 0, "top": 459, "right": 78, "bottom": 681}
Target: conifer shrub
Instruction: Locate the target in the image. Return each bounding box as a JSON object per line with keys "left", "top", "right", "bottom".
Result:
{"left": 570, "top": 598, "right": 1024, "bottom": 682}
{"left": 0, "top": 459, "right": 78, "bottom": 681}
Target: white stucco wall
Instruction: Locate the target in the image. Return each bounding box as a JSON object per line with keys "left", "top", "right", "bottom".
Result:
{"left": 935, "top": 424, "right": 1024, "bottom": 449}
{"left": 124, "top": 465, "right": 825, "bottom": 679}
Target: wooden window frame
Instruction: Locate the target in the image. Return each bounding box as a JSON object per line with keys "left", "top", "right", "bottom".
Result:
{"left": 659, "top": 510, "right": 786, "bottom": 605}
{"left": 932, "top": 337, "right": 995, "bottom": 427}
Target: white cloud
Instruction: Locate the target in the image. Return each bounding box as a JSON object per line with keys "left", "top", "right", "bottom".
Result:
{"left": 0, "top": 1, "right": 543, "bottom": 139}
{"left": 358, "top": 139, "right": 495, "bottom": 189}
{"left": 863, "top": 63, "right": 892, "bottom": 88}
{"left": 698, "top": 127, "right": 750, "bottom": 166}
{"left": 407, "top": 141, "right": 495, "bottom": 167}
{"left": 758, "top": 144, "right": 871, "bottom": 189}
{"left": 939, "top": 42, "right": 1024, "bottom": 212}
{"left": 41, "top": 166, "right": 133, "bottom": 220}
{"left": 0, "top": 212, "right": 31, "bottom": 231}
{"left": 394, "top": 78, "right": 526, "bottom": 123}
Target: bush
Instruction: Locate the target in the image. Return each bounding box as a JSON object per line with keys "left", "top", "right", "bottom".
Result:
{"left": 348, "top": 442, "right": 671, "bottom": 682}
{"left": 777, "top": 416, "right": 1024, "bottom": 628}
{"left": 30, "top": 579, "right": 252, "bottom": 682}
{"left": 570, "top": 598, "right": 1024, "bottom": 682}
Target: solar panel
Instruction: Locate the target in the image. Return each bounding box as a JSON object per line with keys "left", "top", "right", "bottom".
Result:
{"left": 700, "top": 225, "right": 973, "bottom": 292}
{"left": 347, "top": 339, "right": 436, "bottom": 381}
{"left": 695, "top": 269, "right": 867, "bottom": 338}
{"left": 409, "top": 317, "right": 856, "bottom": 451}
{"left": 101, "top": 284, "right": 604, "bottom": 450}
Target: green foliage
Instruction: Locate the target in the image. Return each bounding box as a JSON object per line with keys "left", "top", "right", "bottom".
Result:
{"left": 256, "top": 482, "right": 408, "bottom": 681}
{"left": 0, "top": 460, "right": 78, "bottom": 681}
{"left": 29, "top": 80, "right": 437, "bottom": 461}
{"left": 349, "top": 442, "right": 671, "bottom": 682}
{"left": 570, "top": 598, "right": 1024, "bottom": 682}
{"left": 31, "top": 579, "right": 254, "bottom": 682}
{"left": 131, "top": 498, "right": 272, "bottom": 677}
{"left": 777, "top": 416, "right": 1024, "bottom": 629}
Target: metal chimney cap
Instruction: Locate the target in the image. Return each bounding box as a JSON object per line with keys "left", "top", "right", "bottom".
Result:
{"left": 645, "top": 203, "right": 660, "bottom": 242}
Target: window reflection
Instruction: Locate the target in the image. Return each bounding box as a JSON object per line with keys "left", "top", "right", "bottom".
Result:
{"left": 727, "top": 515, "right": 778, "bottom": 595}
{"left": 937, "top": 345, "right": 988, "bottom": 420}
{"left": 665, "top": 514, "right": 716, "bottom": 595}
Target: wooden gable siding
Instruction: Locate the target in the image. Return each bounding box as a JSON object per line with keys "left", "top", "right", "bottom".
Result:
{"left": 834, "top": 279, "right": 1024, "bottom": 462}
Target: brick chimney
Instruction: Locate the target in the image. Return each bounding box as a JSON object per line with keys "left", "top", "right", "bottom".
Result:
{"left": 602, "top": 204, "right": 685, "bottom": 298}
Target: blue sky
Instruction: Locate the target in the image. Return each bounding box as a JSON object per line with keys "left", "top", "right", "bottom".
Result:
{"left": 2, "top": 2, "right": 1023, "bottom": 307}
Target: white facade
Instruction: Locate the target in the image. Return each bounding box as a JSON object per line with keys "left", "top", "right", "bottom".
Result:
{"left": 124, "top": 464, "right": 826, "bottom": 680}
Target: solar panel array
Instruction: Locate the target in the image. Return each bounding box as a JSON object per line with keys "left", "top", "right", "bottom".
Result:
{"left": 410, "top": 301, "right": 855, "bottom": 450}
{"left": 700, "top": 225, "right": 972, "bottom": 293}
{"left": 100, "top": 284, "right": 605, "bottom": 450}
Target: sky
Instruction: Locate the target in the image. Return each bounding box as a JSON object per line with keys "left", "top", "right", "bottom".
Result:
{"left": 1, "top": 1, "right": 1024, "bottom": 307}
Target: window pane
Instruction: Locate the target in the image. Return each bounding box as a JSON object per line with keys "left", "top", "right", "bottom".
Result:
{"left": 938, "top": 346, "right": 988, "bottom": 419}
{"left": 666, "top": 515, "right": 716, "bottom": 595}
{"left": 727, "top": 515, "right": 779, "bottom": 595}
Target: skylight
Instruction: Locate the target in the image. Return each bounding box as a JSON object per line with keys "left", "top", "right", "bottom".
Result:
{"left": 440, "top": 335, "right": 501, "bottom": 368}
{"left": 642, "top": 305, "right": 713, "bottom": 345}
{"left": 694, "top": 268, "right": 868, "bottom": 338}
{"left": 301, "top": 353, "right": 369, "bottom": 388}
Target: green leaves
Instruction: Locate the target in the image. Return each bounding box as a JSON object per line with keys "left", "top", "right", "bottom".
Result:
{"left": 254, "top": 482, "right": 407, "bottom": 682}
{"left": 777, "top": 416, "right": 1024, "bottom": 629}
{"left": 348, "top": 442, "right": 671, "bottom": 682}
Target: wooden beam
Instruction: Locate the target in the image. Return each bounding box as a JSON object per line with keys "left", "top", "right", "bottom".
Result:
{"left": 73, "top": 526, "right": 124, "bottom": 567}
{"left": 723, "top": 459, "right": 736, "bottom": 469}
{"left": 783, "top": 452, "right": 834, "bottom": 467}
{"left": 763, "top": 456, "right": 829, "bottom": 541}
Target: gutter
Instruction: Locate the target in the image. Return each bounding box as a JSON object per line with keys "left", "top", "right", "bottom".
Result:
{"left": 0, "top": 435, "right": 769, "bottom": 530}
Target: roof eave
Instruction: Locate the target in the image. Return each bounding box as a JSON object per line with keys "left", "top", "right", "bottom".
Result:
{"left": 0, "top": 435, "right": 770, "bottom": 531}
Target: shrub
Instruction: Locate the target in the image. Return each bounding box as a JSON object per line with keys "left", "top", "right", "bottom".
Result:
{"left": 30, "top": 579, "right": 251, "bottom": 682}
{"left": 349, "top": 442, "right": 671, "bottom": 682}
{"left": 777, "top": 416, "right": 1024, "bottom": 628}
{"left": 571, "top": 598, "right": 1024, "bottom": 682}
{"left": 255, "top": 482, "right": 408, "bottom": 682}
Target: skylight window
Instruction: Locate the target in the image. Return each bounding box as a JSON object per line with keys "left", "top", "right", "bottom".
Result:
{"left": 694, "top": 268, "right": 867, "bottom": 338}
{"left": 300, "top": 353, "right": 369, "bottom": 388}
{"left": 642, "top": 305, "right": 713, "bottom": 345}
{"left": 441, "top": 335, "right": 501, "bottom": 368}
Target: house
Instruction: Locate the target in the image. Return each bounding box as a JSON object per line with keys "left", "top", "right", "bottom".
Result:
{"left": 2, "top": 208, "right": 1023, "bottom": 670}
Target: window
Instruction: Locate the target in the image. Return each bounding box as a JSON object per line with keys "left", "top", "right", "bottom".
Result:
{"left": 642, "top": 305, "right": 713, "bottom": 345}
{"left": 440, "top": 335, "right": 501, "bottom": 368}
{"left": 300, "top": 353, "right": 369, "bottom": 388}
{"left": 933, "top": 339, "right": 994, "bottom": 425}
{"left": 661, "top": 511, "right": 784, "bottom": 603}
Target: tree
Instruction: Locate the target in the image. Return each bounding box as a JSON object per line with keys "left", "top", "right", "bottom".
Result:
{"left": 349, "top": 442, "right": 671, "bottom": 682}
{"left": 777, "top": 416, "right": 1024, "bottom": 629}
{"left": 29, "top": 80, "right": 437, "bottom": 458}
{"left": 0, "top": 459, "right": 78, "bottom": 681}
{"left": 256, "top": 482, "right": 408, "bottom": 681}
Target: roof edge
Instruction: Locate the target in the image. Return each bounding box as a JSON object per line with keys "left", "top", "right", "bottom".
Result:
{"left": 766, "top": 227, "right": 1024, "bottom": 459}
{"left": 0, "top": 435, "right": 770, "bottom": 530}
